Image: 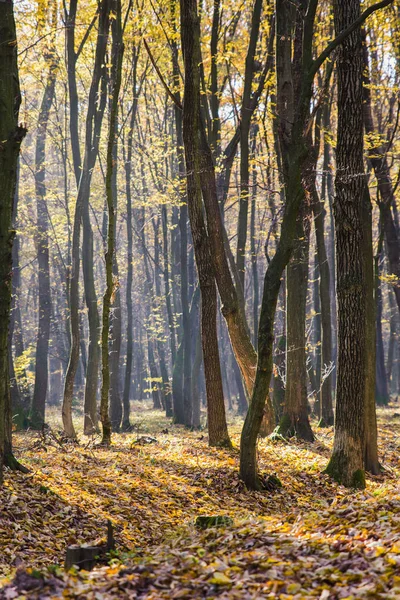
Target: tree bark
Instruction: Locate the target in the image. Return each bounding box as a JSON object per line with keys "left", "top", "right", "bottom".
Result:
{"left": 0, "top": 2, "right": 26, "bottom": 481}
{"left": 180, "top": 0, "right": 231, "bottom": 448}
{"left": 325, "top": 0, "right": 367, "bottom": 488}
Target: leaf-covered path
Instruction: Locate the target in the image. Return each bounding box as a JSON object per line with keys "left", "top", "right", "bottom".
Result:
{"left": 1, "top": 406, "right": 400, "bottom": 598}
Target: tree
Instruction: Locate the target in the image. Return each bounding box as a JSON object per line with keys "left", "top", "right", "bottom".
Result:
{"left": 30, "top": 1, "right": 58, "bottom": 429}
{"left": 325, "top": 0, "right": 393, "bottom": 488}
{"left": 100, "top": 0, "right": 124, "bottom": 446}
{"left": 240, "top": 0, "right": 393, "bottom": 490}
{"left": 180, "top": 0, "right": 231, "bottom": 448}
{"left": 62, "top": 0, "right": 111, "bottom": 438}
{"left": 0, "top": 1, "right": 27, "bottom": 481}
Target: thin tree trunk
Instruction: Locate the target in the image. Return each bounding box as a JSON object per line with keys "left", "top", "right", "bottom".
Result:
{"left": 171, "top": 1, "right": 191, "bottom": 425}
{"left": 362, "top": 36, "right": 400, "bottom": 313}
{"left": 62, "top": 0, "right": 111, "bottom": 439}
{"left": 100, "top": 0, "right": 123, "bottom": 446}
{"left": 236, "top": 0, "right": 263, "bottom": 290}
{"left": 375, "top": 233, "right": 389, "bottom": 406}
{"left": 30, "top": 16, "right": 57, "bottom": 429}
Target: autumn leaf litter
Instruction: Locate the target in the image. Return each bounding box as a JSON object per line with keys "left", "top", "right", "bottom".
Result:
{"left": 1, "top": 408, "right": 400, "bottom": 598}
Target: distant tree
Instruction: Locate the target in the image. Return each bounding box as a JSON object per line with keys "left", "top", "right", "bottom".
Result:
{"left": 30, "top": 0, "right": 58, "bottom": 429}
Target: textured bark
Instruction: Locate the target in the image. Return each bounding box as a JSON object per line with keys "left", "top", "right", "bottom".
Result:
{"left": 326, "top": 0, "right": 367, "bottom": 488}
{"left": 180, "top": 0, "right": 231, "bottom": 448}
{"left": 0, "top": 3, "right": 26, "bottom": 481}
{"left": 30, "top": 21, "right": 57, "bottom": 429}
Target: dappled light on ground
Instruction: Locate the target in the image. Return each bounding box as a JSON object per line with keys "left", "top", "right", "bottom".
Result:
{"left": 1, "top": 405, "right": 400, "bottom": 598}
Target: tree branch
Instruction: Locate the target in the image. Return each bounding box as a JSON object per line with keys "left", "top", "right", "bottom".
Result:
{"left": 309, "top": 0, "right": 394, "bottom": 80}
{"left": 143, "top": 38, "right": 182, "bottom": 110}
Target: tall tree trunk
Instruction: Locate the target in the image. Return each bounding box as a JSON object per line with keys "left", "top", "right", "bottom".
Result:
{"left": 109, "top": 83, "right": 123, "bottom": 432}
{"left": 250, "top": 125, "right": 259, "bottom": 345}
{"left": 171, "top": 0, "right": 191, "bottom": 425}
{"left": 363, "top": 188, "right": 380, "bottom": 474}
{"left": 180, "top": 0, "right": 231, "bottom": 448}
{"left": 0, "top": 2, "right": 27, "bottom": 481}
{"left": 62, "top": 0, "right": 111, "bottom": 439}
{"left": 121, "top": 65, "right": 139, "bottom": 431}
{"left": 326, "top": 0, "right": 367, "bottom": 488}
{"left": 66, "top": 1, "right": 103, "bottom": 435}
{"left": 30, "top": 29, "right": 57, "bottom": 429}
{"left": 312, "top": 181, "right": 334, "bottom": 426}
{"left": 238, "top": 0, "right": 373, "bottom": 488}
{"left": 153, "top": 217, "right": 173, "bottom": 418}
{"left": 100, "top": 0, "right": 123, "bottom": 446}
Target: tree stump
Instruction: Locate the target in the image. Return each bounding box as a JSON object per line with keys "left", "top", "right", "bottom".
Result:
{"left": 65, "top": 520, "right": 115, "bottom": 571}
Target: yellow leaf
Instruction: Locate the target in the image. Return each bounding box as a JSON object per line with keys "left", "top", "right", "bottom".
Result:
{"left": 209, "top": 572, "right": 232, "bottom": 585}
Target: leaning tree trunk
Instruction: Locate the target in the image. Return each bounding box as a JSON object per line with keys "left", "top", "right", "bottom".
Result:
{"left": 30, "top": 31, "right": 57, "bottom": 429}
{"left": 0, "top": 2, "right": 27, "bottom": 481}
{"left": 180, "top": 0, "right": 231, "bottom": 448}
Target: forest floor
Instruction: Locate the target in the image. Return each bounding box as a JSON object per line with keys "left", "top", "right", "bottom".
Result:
{"left": 1, "top": 403, "right": 400, "bottom": 599}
